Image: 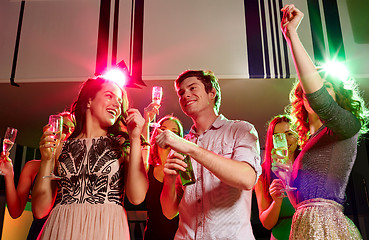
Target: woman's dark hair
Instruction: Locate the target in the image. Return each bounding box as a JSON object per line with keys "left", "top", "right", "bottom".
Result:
{"left": 148, "top": 115, "right": 183, "bottom": 166}
{"left": 69, "top": 77, "right": 128, "bottom": 139}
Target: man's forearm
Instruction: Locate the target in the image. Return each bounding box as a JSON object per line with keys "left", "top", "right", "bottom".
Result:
{"left": 188, "top": 145, "right": 257, "bottom": 190}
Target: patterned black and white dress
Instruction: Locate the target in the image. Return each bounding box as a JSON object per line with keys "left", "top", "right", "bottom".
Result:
{"left": 38, "top": 136, "right": 130, "bottom": 240}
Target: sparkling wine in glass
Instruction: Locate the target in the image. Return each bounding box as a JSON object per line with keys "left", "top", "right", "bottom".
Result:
{"left": 2, "top": 127, "right": 17, "bottom": 154}
{"left": 272, "top": 133, "right": 296, "bottom": 192}
{"left": 149, "top": 86, "right": 163, "bottom": 128}
{"left": 43, "top": 115, "right": 63, "bottom": 180}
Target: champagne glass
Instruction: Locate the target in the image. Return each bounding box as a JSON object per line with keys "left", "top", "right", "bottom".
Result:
{"left": 43, "top": 115, "right": 63, "bottom": 180}
{"left": 2, "top": 127, "right": 17, "bottom": 154}
{"left": 149, "top": 86, "right": 163, "bottom": 128}
{"left": 272, "top": 133, "right": 296, "bottom": 191}
{"left": 1, "top": 127, "right": 17, "bottom": 175}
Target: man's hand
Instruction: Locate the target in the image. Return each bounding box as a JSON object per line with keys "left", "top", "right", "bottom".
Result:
{"left": 156, "top": 129, "right": 197, "bottom": 155}
{"left": 163, "top": 151, "right": 187, "bottom": 176}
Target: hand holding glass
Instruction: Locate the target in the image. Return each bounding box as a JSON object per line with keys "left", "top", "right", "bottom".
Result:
{"left": 3, "top": 127, "right": 17, "bottom": 154}
{"left": 149, "top": 86, "right": 163, "bottom": 128}
{"left": 272, "top": 133, "right": 296, "bottom": 191}
{"left": 1, "top": 127, "right": 18, "bottom": 175}
{"left": 43, "top": 115, "right": 63, "bottom": 180}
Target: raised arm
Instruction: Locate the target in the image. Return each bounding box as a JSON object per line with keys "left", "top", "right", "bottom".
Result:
{"left": 0, "top": 153, "right": 38, "bottom": 218}
{"left": 281, "top": 4, "right": 324, "bottom": 93}
{"left": 141, "top": 102, "right": 160, "bottom": 171}
{"left": 32, "top": 125, "right": 59, "bottom": 219}
{"left": 142, "top": 102, "right": 160, "bottom": 141}
{"left": 124, "top": 108, "right": 148, "bottom": 205}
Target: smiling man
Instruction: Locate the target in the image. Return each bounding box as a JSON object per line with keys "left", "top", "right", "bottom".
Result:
{"left": 156, "top": 70, "right": 262, "bottom": 240}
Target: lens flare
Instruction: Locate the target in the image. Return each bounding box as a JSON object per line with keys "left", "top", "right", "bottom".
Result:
{"left": 102, "top": 68, "right": 127, "bottom": 88}
{"left": 322, "top": 61, "right": 350, "bottom": 82}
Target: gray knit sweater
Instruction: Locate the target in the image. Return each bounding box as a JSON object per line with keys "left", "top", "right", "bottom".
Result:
{"left": 292, "top": 86, "right": 361, "bottom": 205}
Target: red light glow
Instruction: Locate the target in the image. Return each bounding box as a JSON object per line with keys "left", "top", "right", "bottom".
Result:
{"left": 102, "top": 68, "right": 127, "bottom": 88}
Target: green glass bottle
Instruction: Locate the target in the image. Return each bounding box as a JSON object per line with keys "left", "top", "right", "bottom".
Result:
{"left": 179, "top": 154, "right": 196, "bottom": 186}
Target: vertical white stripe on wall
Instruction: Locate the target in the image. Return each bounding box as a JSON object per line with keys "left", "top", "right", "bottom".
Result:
{"left": 116, "top": 0, "right": 133, "bottom": 71}
{"left": 107, "top": 0, "right": 115, "bottom": 67}
{"left": 263, "top": 0, "right": 275, "bottom": 78}
{"left": 317, "top": 0, "right": 330, "bottom": 61}
{"left": 276, "top": 1, "right": 288, "bottom": 79}
{"left": 281, "top": 0, "right": 314, "bottom": 79}
{"left": 21, "top": 145, "right": 27, "bottom": 169}
{"left": 271, "top": 1, "right": 281, "bottom": 78}
{"left": 32, "top": 148, "right": 37, "bottom": 162}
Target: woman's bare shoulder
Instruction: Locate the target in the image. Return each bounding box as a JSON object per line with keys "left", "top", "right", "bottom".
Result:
{"left": 23, "top": 160, "right": 41, "bottom": 171}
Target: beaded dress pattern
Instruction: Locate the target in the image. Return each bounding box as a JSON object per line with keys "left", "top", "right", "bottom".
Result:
{"left": 38, "top": 136, "right": 130, "bottom": 240}
{"left": 56, "top": 136, "right": 125, "bottom": 206}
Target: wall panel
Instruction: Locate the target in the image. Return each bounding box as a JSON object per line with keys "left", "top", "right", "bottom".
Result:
{"left": 143, "top": 0, "right": 248, "bottom": 80}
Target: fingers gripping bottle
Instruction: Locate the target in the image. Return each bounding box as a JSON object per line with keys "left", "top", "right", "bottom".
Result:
{"left": 179, "top": 154, "right": 196, "bottom": 186}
